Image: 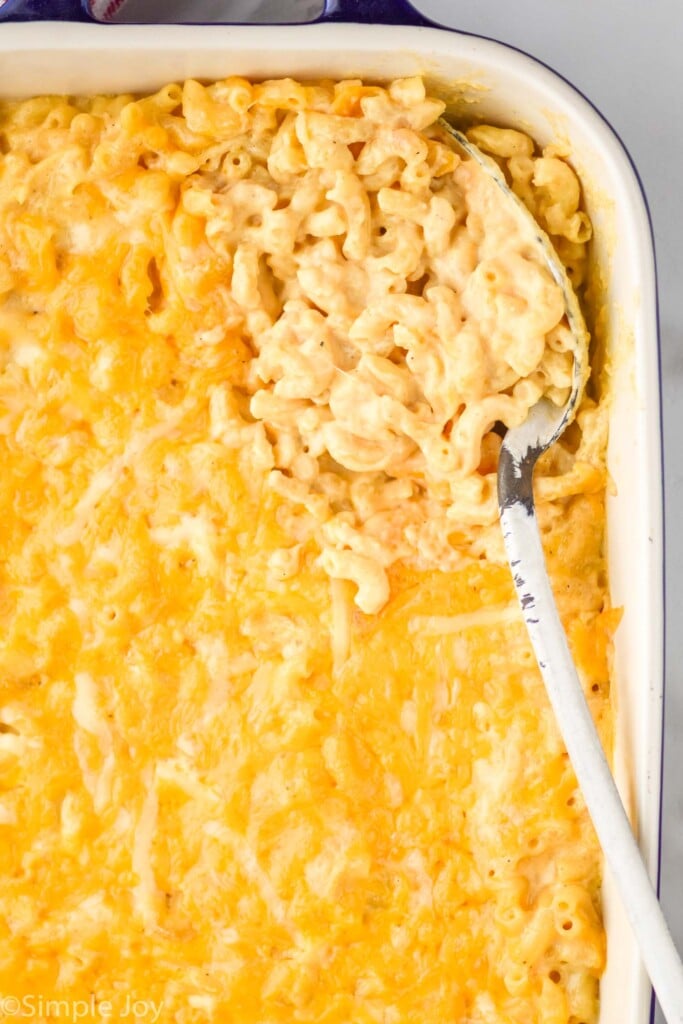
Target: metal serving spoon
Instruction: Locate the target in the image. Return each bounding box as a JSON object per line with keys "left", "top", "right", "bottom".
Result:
{"left": 439, "top": 120, "right": 683, "bottom": 1023}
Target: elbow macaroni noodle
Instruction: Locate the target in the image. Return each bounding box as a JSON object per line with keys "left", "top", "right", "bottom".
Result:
{"left": 0, "top": 76, "right": 611, "bottom": 1024}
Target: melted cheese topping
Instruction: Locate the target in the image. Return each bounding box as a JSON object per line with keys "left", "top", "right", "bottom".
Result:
{"left": 0, "top": 78, "right": 613, "bottom": 1024}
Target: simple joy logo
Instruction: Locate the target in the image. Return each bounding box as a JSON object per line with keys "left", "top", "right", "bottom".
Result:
{"left": 0, "top": 995, "right": 163, "bottom": 1021}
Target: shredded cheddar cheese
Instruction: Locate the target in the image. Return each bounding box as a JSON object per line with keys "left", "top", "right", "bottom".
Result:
{"left": 0, "top": 76, "right": 613, "bottom": 1024}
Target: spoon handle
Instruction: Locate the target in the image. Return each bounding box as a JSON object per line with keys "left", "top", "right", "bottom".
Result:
{"left": 499, "top": 488, "right": 683, "bottom": 1023}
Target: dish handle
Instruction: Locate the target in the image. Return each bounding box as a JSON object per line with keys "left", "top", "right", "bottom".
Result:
{"left": 0, "top": 0, "right": 438, "bottom": 25}
{"left": 317, "top": 0, "right": 434, "bottom": 26}
{"left": 0, "top": 0, "right": 85, "bottom": 19}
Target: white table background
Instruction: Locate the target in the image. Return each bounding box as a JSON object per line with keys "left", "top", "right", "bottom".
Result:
{"left": 67, "top": 0, "right": 683, "bottom": 1013}
{"left": 217, "top": 0, "right": 683, "bottom": 1013}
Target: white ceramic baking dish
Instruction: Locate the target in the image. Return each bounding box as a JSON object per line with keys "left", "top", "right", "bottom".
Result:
{"left": 0, "top": 8, "right": 663, "bottom": 1023}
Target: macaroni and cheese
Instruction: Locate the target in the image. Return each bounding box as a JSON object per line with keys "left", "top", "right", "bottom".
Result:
{"left": 0, "top": 76, "right": 612, "bottom": 1024}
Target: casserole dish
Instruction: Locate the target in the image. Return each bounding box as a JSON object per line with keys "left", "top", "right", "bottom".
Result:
{"left": 0, "top": 3, "right": 663, "bottom": 1022}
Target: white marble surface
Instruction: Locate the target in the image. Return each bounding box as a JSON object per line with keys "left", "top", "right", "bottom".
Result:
{"left": 86, "top": 0, "right": 683, "bottom": 1012}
